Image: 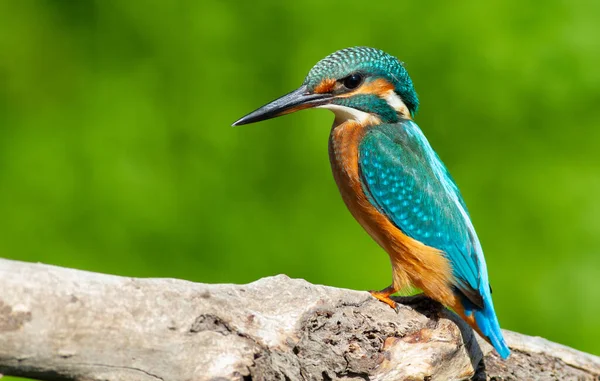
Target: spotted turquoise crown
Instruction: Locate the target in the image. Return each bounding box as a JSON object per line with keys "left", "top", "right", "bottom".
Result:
{"left": 304, "top": 47, "right": 419, "bottom": 115}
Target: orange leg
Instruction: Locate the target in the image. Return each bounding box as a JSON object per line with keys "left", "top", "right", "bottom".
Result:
{"left": 369, "top": 285, "right": 399, "bottom": 311}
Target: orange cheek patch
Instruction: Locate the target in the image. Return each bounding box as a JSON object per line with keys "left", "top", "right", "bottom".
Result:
{"left": 340, "top": 78, "right": 395, "bottom": 98}
{"left": 314, "top": 78, "right": 336, "bottom": 94}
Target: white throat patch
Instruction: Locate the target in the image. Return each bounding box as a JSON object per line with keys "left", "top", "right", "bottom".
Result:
{"left": 318, "top": 104, "right": 381, "bottom": 127}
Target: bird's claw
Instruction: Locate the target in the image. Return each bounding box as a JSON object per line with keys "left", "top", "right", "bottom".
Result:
{"left": 369, "top": 288, "right": 400, "bottom": 313}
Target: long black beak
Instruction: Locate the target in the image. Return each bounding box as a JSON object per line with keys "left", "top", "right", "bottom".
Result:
{"left": 232, "top": 84, "right": 332, "bottom": 126}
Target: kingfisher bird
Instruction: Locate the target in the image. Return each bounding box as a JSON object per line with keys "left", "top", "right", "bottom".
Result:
{"left": 233, "top": 47, "right": 510, "bottom": 359}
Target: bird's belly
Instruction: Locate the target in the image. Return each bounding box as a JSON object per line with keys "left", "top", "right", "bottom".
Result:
{"left": 328, "top": 121, "right": 454, "bottom": 298}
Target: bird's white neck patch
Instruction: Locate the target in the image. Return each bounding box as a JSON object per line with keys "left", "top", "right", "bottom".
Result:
{"left": 383, "top": 90, "right": 411, "bottom": 118}
{"left": 318, "top": 104, "right": 382, "bottom": 127}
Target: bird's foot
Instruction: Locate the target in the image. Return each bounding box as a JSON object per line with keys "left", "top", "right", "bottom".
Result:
{"left": 369, "top": 285, "right": 399, "bottom": 312}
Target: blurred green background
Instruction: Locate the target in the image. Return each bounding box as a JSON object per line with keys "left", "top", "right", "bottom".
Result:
{"left": 1, "top": 1, "right": 599, "bottom": 378}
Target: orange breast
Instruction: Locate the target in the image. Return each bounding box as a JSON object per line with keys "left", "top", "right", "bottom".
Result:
{"left": 328, "top": 121, "right": 456, "bottom": 306}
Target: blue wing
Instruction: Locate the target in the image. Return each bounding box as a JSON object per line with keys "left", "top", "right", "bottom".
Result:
{"left": 358, "top": 121, "right": 486, "bottom": 303}
{"left": 358, "top": 120, "right": 510, "bottom": 359}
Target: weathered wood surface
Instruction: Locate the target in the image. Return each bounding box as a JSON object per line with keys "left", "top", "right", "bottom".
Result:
{"left": 0, "top": 258, "right": 598, "bottom": 380}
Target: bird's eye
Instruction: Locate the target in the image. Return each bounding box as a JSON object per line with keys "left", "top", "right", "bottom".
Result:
{"left": 343, "top": 73, "right": 363, "bottom": 89}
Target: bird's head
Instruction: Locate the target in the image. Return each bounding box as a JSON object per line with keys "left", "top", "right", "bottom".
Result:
{"left": 233, "top": 47, "right": 419, "bottom": 127}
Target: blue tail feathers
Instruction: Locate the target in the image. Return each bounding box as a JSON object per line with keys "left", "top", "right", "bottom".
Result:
{"left": 463, "top": 294, "right": 510, "bottom": 359}
{"left": 472, "top": 306, "right": 510, "bottom": 359}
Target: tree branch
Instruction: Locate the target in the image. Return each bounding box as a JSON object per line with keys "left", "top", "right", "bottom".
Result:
{"left": 0, "top": 259, "right": 598, "bottom": 381}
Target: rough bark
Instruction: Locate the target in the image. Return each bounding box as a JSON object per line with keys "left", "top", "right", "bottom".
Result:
{"left": 0, "top": 259, "right": 598, "bottom": 381}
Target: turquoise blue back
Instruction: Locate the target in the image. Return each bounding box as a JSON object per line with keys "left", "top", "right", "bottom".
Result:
{"left": 358, "top": 120, "right": 510, "bottom": 358}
